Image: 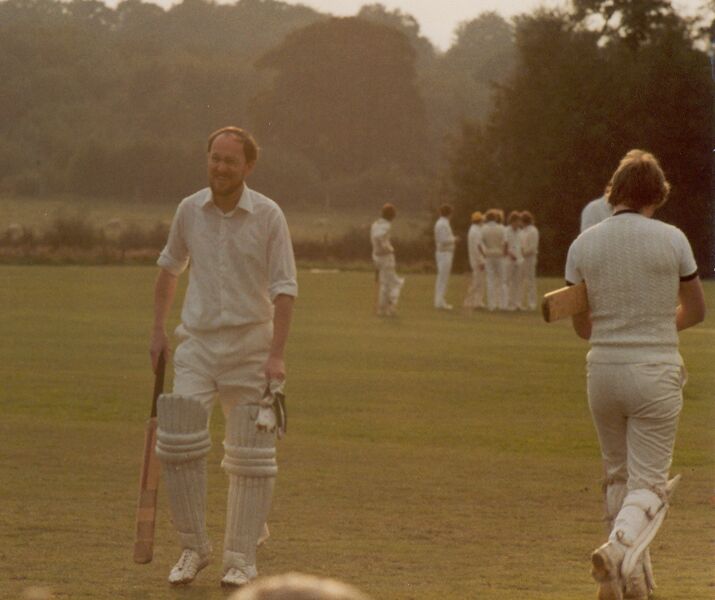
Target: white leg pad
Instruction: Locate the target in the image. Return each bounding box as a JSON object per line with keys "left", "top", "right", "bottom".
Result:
{"left": 611, "top": 489, "right": 667, "bottom": 580}
{"left": 156, "top": 394, "right": 212, "bottom": 557}
{"left": 221, "top": 403, "right": 277, "bottom": 574}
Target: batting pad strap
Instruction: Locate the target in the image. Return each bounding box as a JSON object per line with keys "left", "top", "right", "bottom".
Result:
{"left": 221, "top": 445, "right": 277, "bottom": 477}
{"left": 156, "top": 430, "right": 211, "bottom": 463}
{"left": 156, "top": 394, "right": 211, "bottom": 463}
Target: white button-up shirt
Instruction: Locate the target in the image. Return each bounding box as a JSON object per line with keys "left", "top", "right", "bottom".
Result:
{"left": 158, "top": 185, "right": 298, "bottom": 332}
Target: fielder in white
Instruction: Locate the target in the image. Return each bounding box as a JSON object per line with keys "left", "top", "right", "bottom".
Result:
{"left": 504, "top": 211, "right": 523, "bottom": 311}
{"left": 480, "top": 209, "right": 506, "bottom": 311}
{"left": 565, "top": 150, "right": 705, "bottom": 599}
{"left": 518, "top": 211, "right": 539, "bottom": 310}
{"left": 433, "top": 204, "right": 456, "bottom": 310}
{"left": 581, "top": 194, "right": 613, "bottom": 232}
{"left": 463, "top": 211, "right": 485, "bottom": 311}
{"left": 150, "top": 127, "right": 298, "bottom": 588}
{"left": 370, "top": 203, "right": 404, "bottom": 317}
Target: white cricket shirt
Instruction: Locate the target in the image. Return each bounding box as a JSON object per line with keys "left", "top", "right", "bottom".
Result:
{"left": 158, "top": 185, "right": 298, "bottom": 332}
{"left": 480, "top": 222, "right": 505, "bottom": 257}
{"left": 520, "top": 224, "right": 539, "bottom": 257}
{"left": 467, "top": 224, "right": 484, "bottom": 270}
{"left": 565, "top": 211, "right": 698, "bottom": 365}
{"left": 580, "top": 196, "right": 612, "bottom": 232}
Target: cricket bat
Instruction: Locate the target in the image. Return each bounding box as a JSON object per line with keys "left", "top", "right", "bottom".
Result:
{"left": 542, "top": 282, "right": 589, "bottom": 323}
{"left": 133, "top": 353, "right": 165, "bottom": 564}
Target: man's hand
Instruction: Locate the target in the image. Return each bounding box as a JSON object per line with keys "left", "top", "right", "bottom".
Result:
{"left": 264, "top": 355, "right": 286, "bottom": 382}
{"left": 150, "top": 329, "right": 170, "bottom": 374}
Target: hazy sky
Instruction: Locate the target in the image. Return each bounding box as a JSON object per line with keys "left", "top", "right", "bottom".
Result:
{"left": 274, "top": 0, "right": 707, "bottom": 50}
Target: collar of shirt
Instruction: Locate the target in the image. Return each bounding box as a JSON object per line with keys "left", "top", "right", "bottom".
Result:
{"left": 200, "top": 185, "right": 255, "bottom": 216}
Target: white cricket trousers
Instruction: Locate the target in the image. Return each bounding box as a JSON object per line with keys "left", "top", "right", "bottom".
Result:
{"left": 463, "top": 266, "right": 485, "bottom": 309}
{"left": 434, "top": 251, "right": 454, "bottom": 307}
{"left": 587, "top": 362, "right": 685, "bottom": 496}
{"left": 506, "top": 259, "right": 523, "bottom": 310}
{"left": 373, "top": 254, "right": 404, "bottom": 315}
{"left": 484, "top": 256, "right": 503, "bottom": 311}
{"left": 522, "top": 255, "right": 537, "bottom": 310}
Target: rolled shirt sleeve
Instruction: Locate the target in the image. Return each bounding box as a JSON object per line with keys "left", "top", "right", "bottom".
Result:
{"left": 267, "top": 208, "right": 298, "bottom": 301}
{"left": 157, "top": 201, "right": 190, "bottom": 276}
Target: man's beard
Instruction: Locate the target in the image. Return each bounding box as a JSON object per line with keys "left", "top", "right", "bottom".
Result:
{"left": 210, "top": 176, "right": 243, "bottom": 197}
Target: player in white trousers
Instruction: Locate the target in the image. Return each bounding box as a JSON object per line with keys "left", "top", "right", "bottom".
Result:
{"left": 518, "top": 211, "right": 539, "bottom": 310}
{"left": 371, "top": 203, "right": 404, "bottom": 317}
{"left": 463, "top": 211, "right": 485, "bottom": 311}
{"left": 433, "top": 204, "right": 456, "bottom": 309}
{"left": 565, "top": 150, "right": 705, "bottom": 599}
{"left": 150, "top": 127, "right": 298, "bottom": 588}
{"left": 480, "top": 209, "right": 506, "bottom": 311}
{"left": 504, "top": 211, "right": 523, "bottom": 311}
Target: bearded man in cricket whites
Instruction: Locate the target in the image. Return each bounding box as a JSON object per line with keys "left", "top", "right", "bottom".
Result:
{"left": 150, "top": 126, "right": 297, "bottom": 587}
{"left": 565, "top": 150, "right": 705, "bottom": 599}
{"left": 370, "top": 203, "right": 404, "bottom": 317}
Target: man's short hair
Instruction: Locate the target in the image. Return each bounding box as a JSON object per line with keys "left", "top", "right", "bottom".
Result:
{"left": 381, "top": 203, "right": 396, "bottom": 220}
{"left": 508, "top": 210, "right": 522, "bottom": 225}
{"left": 520, "top": 210, "right": 534, "bottom": 225}
{"left": 228, "top": 572, "right": 372, "bottom": 600}
{"left": 471, "top": 211, "right": 484, "bottom": 223}
{"left": 606, "top": 149, "right": 670, "bottom": 210}
{"left": 438, "top": 204, "right": 453, "bottom": 217}
{"left": 207, "top": 126, "right": 259, "bottom": 163}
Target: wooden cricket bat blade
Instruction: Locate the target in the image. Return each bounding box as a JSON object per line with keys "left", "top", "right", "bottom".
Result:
{"left": 542, "top": 282, "right": 588, "bottom": 323}
{"left": 133, "top": 416, "right": 160, "bottom": 563}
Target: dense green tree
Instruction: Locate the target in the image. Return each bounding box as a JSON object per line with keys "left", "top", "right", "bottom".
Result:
{"left": 253, "top": 17, "right": 427, "bottom": 180}
{"left": 449, "top": 8, "right": 711, "bottom": 273}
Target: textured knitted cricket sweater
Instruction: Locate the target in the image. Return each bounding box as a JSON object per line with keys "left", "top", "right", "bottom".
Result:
{"left": 565, "top": 212, "right": 698, "bottom": 365}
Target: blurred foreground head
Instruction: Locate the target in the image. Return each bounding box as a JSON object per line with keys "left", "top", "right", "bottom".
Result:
{"left": 228, "top": 572, "right": 373, "bottom": 600}
{"left": 606, "top": 149, "right": 670, "bottom": 210}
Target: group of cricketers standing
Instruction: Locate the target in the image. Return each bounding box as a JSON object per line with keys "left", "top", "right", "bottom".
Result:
{"left": 370, "top": 203, "right": 540, "bottom": 317}
{"left": 149, "top": 126, "right": 705, "bottom": 600}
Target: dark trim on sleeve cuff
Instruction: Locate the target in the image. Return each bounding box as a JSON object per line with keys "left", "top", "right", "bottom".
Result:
{"left": 680, "top": 271, "right": 698, "bottom": 282}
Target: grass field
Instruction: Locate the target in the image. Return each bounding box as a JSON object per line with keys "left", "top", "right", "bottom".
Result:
{"left": 1, "top": 267, "right": 713, "bottom": 600}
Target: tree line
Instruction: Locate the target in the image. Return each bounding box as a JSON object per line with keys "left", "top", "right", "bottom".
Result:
{"left": 0, "top": 0, "right": 711, "bottom": 272}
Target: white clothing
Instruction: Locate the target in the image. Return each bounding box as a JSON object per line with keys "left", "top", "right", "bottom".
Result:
{"left": 565, "top": 212, "right": 698, "bottom": 365}
{"left": 158, "top": 186, "right": 298, "bottom": 332}
{"left": 588, "top": 363, "right": 685, "bottom": 495}
{"left": 434, "top": 217, "right": 456, "bottom": 252}
{"left": 479, "top": 221, "right": 505, "bottom": 257}
{"left": 467, "top": 224, "right": 485, "bottom": 270}
{"left": 519, "top": 225, "right": 539, "bottom": 310}
{"left": 480, "top": 222, "right": 505, "bottom": 310}
{"left": 504, "top": 226, "right": 523, "bottom": 310}
{"left": 434, "top": 251, "right": 454, "bottom": 308}
{"left": 370, "top": 217, "right": 394, "bottom": 259}
{"left": 566, "top": 210, "right": 698, "bottom": 562}
{"left": 371, "top": 218, "right": 404, "bottom": 315}
{"left": 580, "top": 196, "right": 612, "bottom": 232}
{"left": 464, "top": 224, "right": 485, "bottom": 309}
{"left": 434, "top": 217, "right": 455, "bottom": 307}
{"left": 484, "top": 257, "right": 502, "bottom": 311}
{"left": 160, "top": 184, "right": 297, "bottom": 577}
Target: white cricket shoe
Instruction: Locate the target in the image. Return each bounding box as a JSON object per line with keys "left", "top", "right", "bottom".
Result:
{"left": 591, "top": 542, "right": 626, "bottom": 600}
{"left": 221, "top": 564, "right": 257, "bottom": 588}
{"left": 168, "top": 549, "right": 209, "bottom": 585}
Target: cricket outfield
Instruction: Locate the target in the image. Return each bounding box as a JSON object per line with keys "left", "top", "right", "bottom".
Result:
{"left": 1, "top": 266, "right": 713, "bottom": 599}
